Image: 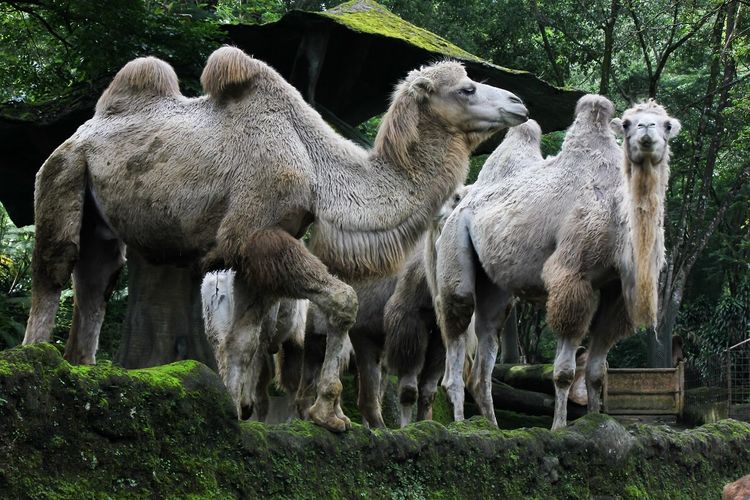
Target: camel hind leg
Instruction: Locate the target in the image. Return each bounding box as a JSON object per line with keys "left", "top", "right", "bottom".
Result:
{"left": 436, "top": 211, "right": 477, "bottom": 422}
{"left": 65, "top": 194, "right": 124, "bottom": 364}
{"left": 469, "top": 271, "right": 511, "bottom": 426}
{"left": 24, "top": 143, "right": 88, "bottom": 345}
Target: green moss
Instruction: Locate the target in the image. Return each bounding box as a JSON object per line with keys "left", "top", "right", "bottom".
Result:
{"left": 1, "top": 344, "right": 750, "bottom": 498}
{"left": 319, "top": 0, "right": 525, "bottom": 76}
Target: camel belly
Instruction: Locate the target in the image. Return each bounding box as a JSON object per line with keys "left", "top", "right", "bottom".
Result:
{"left": 88, "top": 180, "right": 227, "bottom": 264}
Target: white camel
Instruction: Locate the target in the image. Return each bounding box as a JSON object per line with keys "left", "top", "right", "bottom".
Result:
{"left": 436, "top": 96, "right": 680, "bottom": 429}
{"left": 24, "top": 46, "right": 527, "bottom": 431}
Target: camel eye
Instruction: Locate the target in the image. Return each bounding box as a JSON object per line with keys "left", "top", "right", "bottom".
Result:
{"left": 622, "top": 119, "right": 631, "bottom": 131}
{"left": 459, "top": 86, "right": 476, "bottom": 96}
{"left": 665, "top": 121, "right": 672, "bottom": 132}
{"left": 453, "top": 194, "right": 461, "bottom": 203}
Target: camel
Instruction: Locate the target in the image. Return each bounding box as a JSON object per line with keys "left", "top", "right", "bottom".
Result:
{"left": 436, "top": 95, "right": 680, "bottom": 430}
{"left": 23, "top": 46, "right": 528, "bottom": 431}
{"left": 298, "top": 188, "right": 469, "bottom": 428}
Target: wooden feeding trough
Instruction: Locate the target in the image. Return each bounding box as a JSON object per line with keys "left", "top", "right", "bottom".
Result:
{"left": 603, "top": 363, "right": 685, "bottom": 420}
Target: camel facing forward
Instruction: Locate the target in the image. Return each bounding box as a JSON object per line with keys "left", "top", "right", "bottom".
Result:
{"left": 436, "top": 95, "right": 680, "bottom": 429}
{"left": 23, "top": 46, "right": 527, "bottom": 431}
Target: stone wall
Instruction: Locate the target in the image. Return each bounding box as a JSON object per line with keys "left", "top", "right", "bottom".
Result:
{"left": 1, "top": 344, "right": 748, "bottom": 498}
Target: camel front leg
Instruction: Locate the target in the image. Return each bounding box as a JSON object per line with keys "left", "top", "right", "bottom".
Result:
{"left": 544, "top": 266, "right": 596, "bottom": 430}
{"left": 213, "top": 228, "right": 356, "bottom": 431}
{"left": 351, "top": 333, "right": 386, "bottom": 428}
{"left": 552, "top": 337, "right": 579, "bottom": 430}
{"left": 586, "top": 283, "right": 632, "bottom": 414}
{"left": 416, "top": 330, "right": 445, "bottom": 422}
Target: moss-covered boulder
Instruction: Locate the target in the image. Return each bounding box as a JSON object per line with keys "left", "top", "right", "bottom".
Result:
{"left": 1, "top": 344, "right": 749, "bottom": 498}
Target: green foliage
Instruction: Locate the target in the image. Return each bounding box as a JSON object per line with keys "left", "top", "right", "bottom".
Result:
{"left": 0, "top": 204, "right": 33, "bottom": 349}
{"left": 0, "top": 0, "right": 222, "bottom": 103}
{"left": 215, "top": 0, "right": 286, "bottom": 24}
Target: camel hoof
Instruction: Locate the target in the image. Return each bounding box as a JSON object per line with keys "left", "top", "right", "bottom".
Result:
{"left": 341, "top": 414, "right": 352, "bottom": 430}
{"left": 240, "top": 404, "right": 253, "bottom": 421}
{"left": 309, "top": 408, "right": 348, "bottom": 432}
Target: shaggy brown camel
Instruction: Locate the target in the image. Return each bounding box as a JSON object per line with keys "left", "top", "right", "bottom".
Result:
{"left": 23, "top": 46, "right": 527, "bottom": 431}
{"left": 436, "top": 96, "right": 680, "bottom": 430}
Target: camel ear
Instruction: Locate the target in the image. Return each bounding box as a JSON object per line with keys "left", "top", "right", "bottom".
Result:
{"left": 408, "top": 75, "right": 435, "bottom": 98}
{"left": 610, "top": 118, "right": 625, "bottom": 137}
{"left": 666, "top": 118, "right": 681, "bottom": 138}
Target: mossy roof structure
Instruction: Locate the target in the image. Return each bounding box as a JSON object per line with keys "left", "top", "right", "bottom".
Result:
{"left": 226, "top": 0, "right": 582, "bottom": 130}
{"left": 0, "top": 0, "right": 582, "bottom": 226}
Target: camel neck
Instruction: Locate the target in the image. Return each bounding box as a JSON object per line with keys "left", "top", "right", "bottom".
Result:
{"left": 309, "top": 115, "right": 471, "bottom": 278}
{"left": 619, "top": 154, "right": 669, "bottom": 329}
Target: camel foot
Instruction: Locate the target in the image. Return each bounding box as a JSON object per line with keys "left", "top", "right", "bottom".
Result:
{"left": 309, "top": 380, "right": 350, "bottom": 432}
{"left": 309, "top": 401, "right": 348, "bottom": 432}
{"left": 334, "top": 401, "right": 352, "bottom": 430}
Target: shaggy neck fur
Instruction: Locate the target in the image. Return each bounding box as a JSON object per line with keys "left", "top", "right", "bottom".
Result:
{"left": 309, "top": 93, "right": 479, "bottom": 279}
{"left": 620, "top": 152, "right": 669, "bottom": 329}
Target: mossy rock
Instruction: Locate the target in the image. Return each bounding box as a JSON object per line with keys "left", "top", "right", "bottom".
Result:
{"left": 1, "top": 344, "right": 750, "bottom": 498}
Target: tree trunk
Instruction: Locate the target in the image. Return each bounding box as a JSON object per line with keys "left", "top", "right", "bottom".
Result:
{"left": 651, "top": 271, "right": 685, "bottom": 368}
{"left": 488, "top": 381, "right": 587, "bottom": 418}
{"left": 599, "top": 0, "right": 620, "bottom": 95}
{"left": 116, "top": 250, "right": 216, "bottom": 370}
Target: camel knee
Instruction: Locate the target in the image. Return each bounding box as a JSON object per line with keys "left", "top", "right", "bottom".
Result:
{"left": 438, "top": 293, "right": 474, "bottom": 340}
{"left": 399, "top": 383, "right": 418, "bottom": 406}
{"left": 321, "top": 285, "right": 358, "bottom": 332}
{"left": 554, "top": 364, "right": 575, "bottom": 390}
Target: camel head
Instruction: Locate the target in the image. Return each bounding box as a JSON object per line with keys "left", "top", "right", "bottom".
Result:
{"left": 411, "top": 61, "right": 528, "bottom": 136}
{"left": 376, "top": 61, "right": 528, "bottom": 165}
{"left": 611, "top": 100, "right": 681, "bottom": 165}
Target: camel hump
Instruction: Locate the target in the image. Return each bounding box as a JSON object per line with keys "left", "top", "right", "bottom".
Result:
{"left": 201, "top": 46, "right": 267, "bottom": 100}
{"left": 574, "top": 94, "right": 615, "bottom": 118}
{"left": 96, "top": 57, "right": 180, "bottom": 114}
{"left": 507, "top": 119, "right": 542, "bottom": 144}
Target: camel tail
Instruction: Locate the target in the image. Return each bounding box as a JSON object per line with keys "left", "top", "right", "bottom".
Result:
{"left": 96, "top": 56, "right": 181, "bottom": 115}
{"left": 24, "top": 142, "right": 88, "bottom": 344}
{"left": 201, "top": 46, "right": 268, "bottom": 100}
